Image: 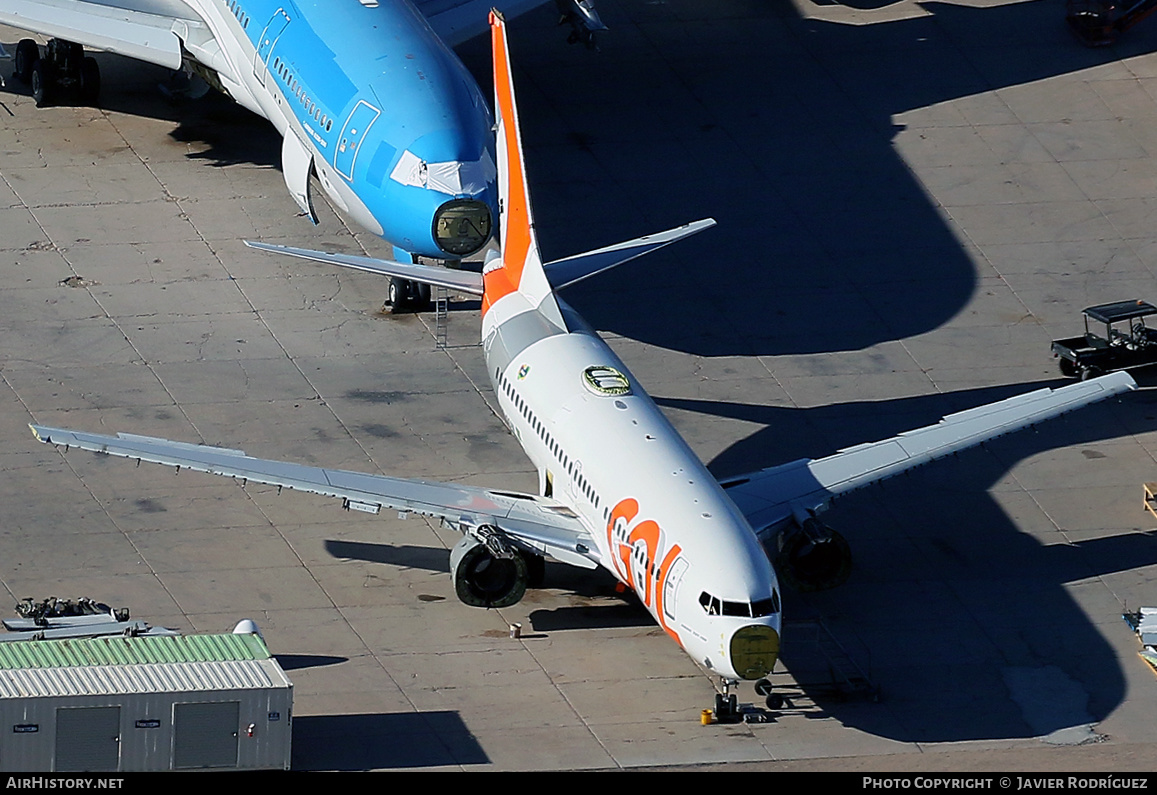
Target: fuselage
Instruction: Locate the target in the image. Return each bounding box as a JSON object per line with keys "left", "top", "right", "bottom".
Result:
{"left": 182, "top": 0, "right": 496, "bottom": 258}
{"left": 481, "top": 291, "right": 782, "bottom": 681}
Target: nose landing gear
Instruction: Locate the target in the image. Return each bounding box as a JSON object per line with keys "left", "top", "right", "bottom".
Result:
{"left": 713, "top": 685, "right": 739, "bottom": 721}
{"left": 708, "top": 677, "right": 784, "bottom": 724}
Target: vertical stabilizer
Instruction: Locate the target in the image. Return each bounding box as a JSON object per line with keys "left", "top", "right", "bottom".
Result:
{"left": 485, "top": 11, "right": 562, "bottom": 323}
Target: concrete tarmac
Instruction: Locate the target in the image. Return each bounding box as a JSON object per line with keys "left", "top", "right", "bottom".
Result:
{"left": 3, "top": 0, "right": 1157, "bottom": 771}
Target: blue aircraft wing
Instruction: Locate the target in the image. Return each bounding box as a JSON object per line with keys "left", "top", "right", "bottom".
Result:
{"left": 0, "top": 0, "right": 201, "bottom": 69}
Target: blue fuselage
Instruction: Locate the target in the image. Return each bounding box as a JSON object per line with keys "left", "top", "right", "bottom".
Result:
{"left": 223, "top": 0, "right": 496, "bottom": 258}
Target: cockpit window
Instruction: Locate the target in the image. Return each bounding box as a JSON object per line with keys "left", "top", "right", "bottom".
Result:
{"left": 700, "top": 590, "right": 779, "bottom": 617}
{"left": 722, "top": 600, "right": 748, "bottom": 617}
{"left": 752, "top": 590, "right": 780, "bottom": 617}
{"left": 699, "top": 591, "right": 720, "bottom": 615}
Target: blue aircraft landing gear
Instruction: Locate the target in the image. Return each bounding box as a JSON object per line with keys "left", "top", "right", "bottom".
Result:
{"left": 384, "top": 248, "right": 435, "bottom": 314}
{"left": 14, "top": 38, "right": 100, "bottom": 108}
{"left": 385, "top": 278, "right": 431, "bottom": 314}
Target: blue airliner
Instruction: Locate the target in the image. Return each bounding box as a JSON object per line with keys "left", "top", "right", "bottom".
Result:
{"left": 0, "top": 0, "right": 605, "bottom": 305}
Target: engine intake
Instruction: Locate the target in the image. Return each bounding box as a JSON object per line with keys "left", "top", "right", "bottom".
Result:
{"left": 768, "top": 518, "right": 852, "bottom": 592}
{"left": 450, "top": 530, "right": 530, "bottom": 608}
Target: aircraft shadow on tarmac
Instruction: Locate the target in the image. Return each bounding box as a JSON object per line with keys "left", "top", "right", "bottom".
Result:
{"left": 325, "top": 540, "right": 452, "bottom": 573}
{"left": 655, "top": 381, "right": 1157, "bottom": 741}
{"left": 454, "top": 0, "right": 1157, "bottom": 358}
{"left": 0, "top": 51, "right": 282, "bottom": 169}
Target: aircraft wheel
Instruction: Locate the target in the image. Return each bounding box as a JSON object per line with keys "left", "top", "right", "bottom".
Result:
{"left": 79, "top": 57, "right": 100, "bottom": 106}
{"left": 714, "top": 692, "right": 737, "bottom": 719}
{"left": 387, "top": 277, "right": 408, "bottom": 313}
{"left": 415, "top": 282, "right": 432, "bottom": 312}
{"left": 31, "top": 59, "right": 54, "bottom": 108}
{"left": 14, "top": 40, "right": 38, "bottom": 84}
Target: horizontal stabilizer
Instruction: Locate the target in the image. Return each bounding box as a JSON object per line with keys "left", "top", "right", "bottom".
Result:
{"left": 545, "top": 218, "right": 716, "bottom": 290}
{"left": 245, "top": 241, "right": 483, "bottom": 296}
{"left": 721, "top": 371, "right": 1137, "bottom": 535}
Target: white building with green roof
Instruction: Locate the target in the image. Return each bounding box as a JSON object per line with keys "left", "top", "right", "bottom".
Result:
{"left": 0, "top": 632, "right": 292, "bottom": 771}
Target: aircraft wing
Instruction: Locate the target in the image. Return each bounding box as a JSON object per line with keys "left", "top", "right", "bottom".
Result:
{"left": 719, "top": 372, "right": 1137, "bottom": 536}
{"left": 244, "top": 241, "right": 484, "bottom": 296}
{"left": 416, "top": 0, "right": 552, "bottom": 48}
{"left": 0, "top": 0, "right": 205, "bottom": 70}
{"left": 29, "top": 424, "right": 599, "bottom": 570}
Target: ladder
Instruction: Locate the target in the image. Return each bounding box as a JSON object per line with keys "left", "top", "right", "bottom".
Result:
{"left": 434, "top": 286, "right": 449, "bottom": 350}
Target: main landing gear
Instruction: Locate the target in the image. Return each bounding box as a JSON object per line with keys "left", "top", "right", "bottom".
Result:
{"left": 384, "top": 278, "right": 432, "bottom": 314}
{"left": 14, "top": 38, "right": 100, "bottom": 108}
{"left": 383, "top": 253, "right": 455, "bottom": 315}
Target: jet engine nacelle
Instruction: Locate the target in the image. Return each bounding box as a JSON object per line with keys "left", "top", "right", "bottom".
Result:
{"left": 450, "top": 529, "right": 530, "bottom": 608}
{"left": 767, "top": 517, "right": 853, "bottom": 592}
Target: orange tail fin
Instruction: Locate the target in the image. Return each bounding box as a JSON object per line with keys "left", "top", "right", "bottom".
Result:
{"left": 484, "top": 10, "right": 559, "bottom": 319}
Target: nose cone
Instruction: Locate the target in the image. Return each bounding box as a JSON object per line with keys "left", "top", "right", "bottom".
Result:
{"left": 354, "top": 23, "right": 496, "bottom": 258}
{"left": 730, "top": 624, "right": 780, "bottom": 681}
{"left": 433, "top": 198, "right": 493, "bottom": 257}
{"left": 369, "top": 128, "right": 497, "bottom": 258}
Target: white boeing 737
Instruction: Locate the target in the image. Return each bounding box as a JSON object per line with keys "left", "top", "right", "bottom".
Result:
{"left": 29, "top": 11, "right": 1137, "bottom": 714}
